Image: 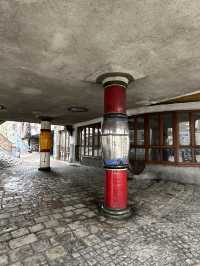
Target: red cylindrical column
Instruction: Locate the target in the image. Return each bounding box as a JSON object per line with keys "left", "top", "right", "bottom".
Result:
{"left": 105, "top": 169, "right": 127, "bottom": 209}
{"left": 104, "top": 84, "right": 128, "bottom": 210}
{"left": 98, "top": 73, "right": 133, "bottom": 219}
{"left": 104, "top": 85, "right": 126, "bottom": 114}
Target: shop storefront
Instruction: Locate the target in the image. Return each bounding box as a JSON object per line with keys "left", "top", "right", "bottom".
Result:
{"left": 76, "top": 110, "right": 200, "bottom": 184}
{"left": 129, "top": 111, "right": 200, "bottom": 165}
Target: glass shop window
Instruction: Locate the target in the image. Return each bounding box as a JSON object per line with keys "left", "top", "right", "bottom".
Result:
{"left": 129, "top": 148, "right": 135, "bottom": 161}
{"left": 149, "top": 114, "right": 160, "bottom": 145}
{"left": 85, "top": 128, "right": 89, "bottom": 147}
{"left": 136, "top": 148, "right": 145, "bottom": 160}
{"left": 78, "top": 123, "right": 101, "bottom": 160}
{"left": 194, "top": 112, "right": 200, "bottom": 145}
{"left": 81, "top": 129, "right": 84, "bottom": 146}
{"left": 162, "top": 149, "right": 175, "bottom": 162}
{"left": 163, "top": 113, "right": 173, "bottom": 145}
{"left": 88, "top": 128, "right": 93, "bottom": 156}
{"left": 89, "top": 128, "right": 93, "bottom": 146}
{"left": 81, "top": 146, "right": 84, "bottom": 157}
{"left": 195, "top": 149, "right": 200, "bottom": 163}
{"left": 179, "top": 113, "right": 190, "bottom": 145}
{"left": 94, "top": 128, "right": 99, "bottom": 146}
{"left": 136, "top": 117, "right": 144, "bottom": 145}
{"left": 98, "top": 127, "right": 102, "bottom": 157}
{"left": 128, "top": 148, "right": 145, "bottom": 161}
{"left": 93, "top": 147, "right": 98, "bottom": 157}
{"left": 179, "top": 148, "right": 192, "bottom": 163}
{"left": 149, "top": 148, "right": 160, "bottom": 161}
{"left": 88, "top": 147, "right": 93, "bottom": 156}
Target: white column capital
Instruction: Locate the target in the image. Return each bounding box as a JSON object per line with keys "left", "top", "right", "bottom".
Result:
{"left": 41, "top": 121, "right": 51, "bottom": 130}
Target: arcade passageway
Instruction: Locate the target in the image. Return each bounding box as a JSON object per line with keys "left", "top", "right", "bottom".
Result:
{"left": 0, "top": 154, "right": 200, "bottom": 266}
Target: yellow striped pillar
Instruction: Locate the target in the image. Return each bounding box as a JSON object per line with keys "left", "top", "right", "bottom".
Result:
{"left": 39, "top": 121, "right": 51, "bottom": 171}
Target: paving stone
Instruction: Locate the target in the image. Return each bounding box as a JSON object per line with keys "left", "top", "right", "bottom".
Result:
{"left": 0, "top": 233, "right": 12, "bottom": 242}
{"left": 29, "top": 223, "right": 44, "bottom": 233}
{"left": 0, "top": 254, "right": 8, "bottom": 265}
{"left": 9, "top": 244, "right": 34, "bottom": 263}
{"left": 84, "top": 211, "right": 96, "bottom": 218}
{"left": 9, "top": 262, "right": 23, "bottom": 266}
{"left": 11, "top": 228, "right": 29, "bottom": 238}
{"left": 0, "top": 242, "right": 9, "bottom": 255}
{"left": 52, "top": 213, "right": 63, "bottom": 220}
{"left": 36, "top": 229, "right": 55, "bottom": 239}
{"left": 0, "top": 225, "right": 18, "bottom": 235}
{"left": 9, "top": 234, "right": 37, "bottom": 249}
{"left": 46, "top": 245, "right": 67, "bottom": 260}
{"left": 31, "top": 239, "right": 51, "bottom": 253}
{"left": 54, "top": 226, "right": 71, "bottom": 235}
{"left": 0, "top": 219, "right": 9, "bottom": 226}
{"left": 34, "top": 216, "right": 49, "bottom": 223}
{"left": 44, "top": 219, "right": 59, "bottom": 228}
{"left": 63, "top": 211, "right": 74, "bottom": 218}
{"left": 23, "top": 254, "right": 47, "bottom": 266}
{"left": 1, "top": 153, "right": 200, "bottom": 265}
{"left": 0, "top": 213, "right": 11, "bottom": 219}
{"left": 74, "top": 227, "right": 90, "bottom": 238}
{"left": 64, "top": 206, "right": 75, "bottom": 211}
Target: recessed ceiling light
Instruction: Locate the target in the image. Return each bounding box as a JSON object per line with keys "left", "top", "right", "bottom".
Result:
{"left": 68, "top": 106, "right": 88, "bottom": 112}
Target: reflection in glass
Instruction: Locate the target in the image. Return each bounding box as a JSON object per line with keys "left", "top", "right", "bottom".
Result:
{"left": 85, "top": 146, "right": 88, "bottom": 156}
{"left": 162, "top": 149, "right": 175, "bottom": 162}
{"left": 89, "top": 147, "right": 92, "bottom": 156}
{"left": 93, "top": 128, "right": 98, "bottom": 146}
{"left": 81, "top": 129, "right": 84, "bottom": 145}
{"left": 129, "top": 148, "right": 135, "bottom": 161}
{"left": 136, "top": 117, "right": 144, "bottom": 145}
{"left": 179, "top": 148, "right": 192, "bottom": 162}
{"left": 163, "top": 113, "right": 173, "bottom": 145}
{"left": 99, "top": 128, "right": 101, "bottom": 146}
{"left": 128, "top": 118, "right": 135, "bottom": 145}
{"left": 85, "top": 128, "right": 89, "bottom": 146}
{"left": 94, "top": 148, "right": 98, "bottom": 157}
{"left": 136, "top": 148, "right": 145, "bottom": 160}
{"left": 89, "top": 128, "right": 93, "bottom": 146}
{"left": 98, "top": 148, "right": 101, "bottom": 157}
{"left": 129, "top": 148, "right": 145, "bottom": 161}
{"left": 195, "top": 149, "right": 200, "bottom": 163}
{"left": 149, "top": 114, "right": 159, "bottom": 145}
{"left": 81, "top": 147, "right": 84, "bottom": 157}
{"left": 179, "top": 113, "right": 190, "bottom": 145}
{"left": 149, "top": 148, "right": 160, "bottom": 161}
{"left": 194, "top": 112, "right": 200, "bottom": 145}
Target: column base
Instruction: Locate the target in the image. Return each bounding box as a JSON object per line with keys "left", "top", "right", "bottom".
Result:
{"left": 38, "top": 167, "right": 51, "bottom": 171}
{"left": 99, "top": 203, "right": 133, "bottom": 220}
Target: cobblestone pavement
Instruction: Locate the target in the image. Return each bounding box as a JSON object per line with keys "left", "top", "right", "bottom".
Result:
{"left": 0, "top": 149, "right": 19, "bottom": 169}
{"left": 0, "top": 154, "right": 200, "bottom": 265}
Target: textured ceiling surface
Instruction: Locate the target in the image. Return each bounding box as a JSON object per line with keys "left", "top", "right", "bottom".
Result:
{"left": 1, "top": 0, "right": 200, "bottom": 124}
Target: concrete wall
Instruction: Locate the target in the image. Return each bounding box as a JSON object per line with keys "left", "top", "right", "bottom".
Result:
{"left": 80, "top": 157, "right": 200, "bottom": 185}
{"left": 135, "top": 164, "right": 200, "bottom": 185}
{"left": 81, "top": 157, "right": 103, "bottom": 168}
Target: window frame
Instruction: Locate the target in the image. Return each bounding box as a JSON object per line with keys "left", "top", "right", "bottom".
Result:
{"left": 77, "top": 123, "right": 101, "bottom": 161}
{"left": 129, "top": 110, "right": 200, "bottom": 166}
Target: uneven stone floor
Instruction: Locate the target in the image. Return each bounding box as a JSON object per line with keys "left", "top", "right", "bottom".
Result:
{"left": 0, "top": 154, "right": 200, "bottom": 265}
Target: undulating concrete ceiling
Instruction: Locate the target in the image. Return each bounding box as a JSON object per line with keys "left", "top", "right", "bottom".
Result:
{"left": 1, "top": 0, "right": 200, "bottom": 124}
